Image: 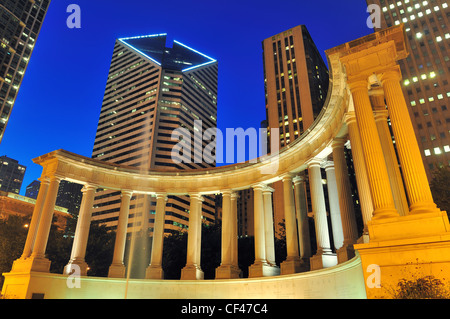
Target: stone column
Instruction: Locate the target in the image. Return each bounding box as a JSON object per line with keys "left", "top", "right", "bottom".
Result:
{"left": 348, "top": 79, "right": 398, "bottom": 219}
{"left": 216, "top": 190, "right": 240, "bottom": 279}
{"left": 24, "top": 175, "right": 62, "bottom": 272}
{"left": 249, "top": 184, "right": 279, "bottom": 277}
{"left": 293, "top": 174, "right": 311, "bottom": 261}
{"left": 262, "top": 187, "right": 276, "bottom": 266}
{"left": 371, "top": 90, "right": 409, "bottom": 217}
{"left": 146, "top": 193, "right": 167, "bottom": 279}
{"left": 64, "top": 184, "right": 97, "bottom": 276}
{"left": 323, "top": 161, "right": 344, "bottom": 251}
{"left": 20, "top": 177, "right": 50, "bottom": 259}
{"left": 280, "top": 174, "right": 302, "bottom": 274}
{"left": 108, "top": 190, "right": 133, "bottom": 278}
{"left": 380, "top": 69, "right": 439, "bottom": 215}
{"left": 181, "top": 194, "right": 204, "bottom": 280}
{"left": 345, "top": 112, "right": 373, "bottom": 240}
{"left": 308, "top": 161, "right": 336, "bottom": 270}
{"left": 331, "top": 139, "right": 359, "bottom": 262}
{"left": 230, "top": 192, "right": 239, "bottom": 269}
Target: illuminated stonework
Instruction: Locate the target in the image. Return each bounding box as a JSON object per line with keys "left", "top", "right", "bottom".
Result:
{"left": 2, "top": 25, "right": 450, "bottom": 299}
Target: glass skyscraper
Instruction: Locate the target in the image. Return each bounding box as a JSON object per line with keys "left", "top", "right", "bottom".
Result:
{"left": 91, "top": 33, "right": 218, "bottom": 234}
{"left": 0, "top": 0, "right": 51, "bottom": 143}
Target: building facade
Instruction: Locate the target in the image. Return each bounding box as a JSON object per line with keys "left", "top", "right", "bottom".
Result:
{"left": 0, "top": 155, "right": 26, "bottom": 194}
{"left": 0, "top": 0, "right": 51, "bottom": 143}
{"left": 91, "top": 33, "right": 218, "bottom": 234}
{"left": 262, "top": 25, "right": 330, "bottom": 233}
{"left": 366, "top": 0, "right": 450, "bottom": 179}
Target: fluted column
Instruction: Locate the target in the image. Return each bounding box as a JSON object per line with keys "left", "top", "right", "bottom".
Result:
{"left": 216, "top": 190, "right": 240, "bottom": 279}
{"left": 262, "top": 187, "right": 276, "bottom": 266}
{"left": 345, "top": 112, "right": 373, "bottom": 238}
{"left": 323, "top": 161, "right": 344, "bottom": 251}
{"left": 108, "top": 190, "right": 133, "bottom": 278}
{"left": 30, "top": 175, "right": 62, "bottom": 270}
{"left": 249, "top": 184, "right": 280, "bottom": 277}
{"left": 371, "top": 91, "right": 409, "bottom": 217}
{"left": 308, "top": 160, "right": 337, "bottom": 270}
{"left": 20, "top": 177, "right": 50, "bottom": 259}
{"left": 349, "top": 79, "right": 398, "bottom": 219}
{"left": 64, "top": 184, "right": 97, "bottom": 276}
{"left": 146, "top": 193, "right": 167, "bottom": 279}
{"left": 380, "top": 68, "right": 439, "bottom": 215}
{"left": 293, "top": 174, "right": 311, "bottom": 260}
{"left": 181, "top": 194, "right": 204, "bottom": 280}
{"left": 280, "top": 174, "right": 302, "bottom": 274}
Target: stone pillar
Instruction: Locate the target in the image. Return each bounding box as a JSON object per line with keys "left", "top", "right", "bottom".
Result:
{"left": 308, "top": 161, "right": 337, "bottom": 270}
{"left": 64, "top": 184, "right": 97, "bottom": 276}
{"left": 380, "top": 69, "right": 439, "bottom": 215}
{"left": 230, "top": 192, "right": 239, "bottom": 268}
{"left": 280, "top": 174, "right": 302, "bottom": 275}
{"left": 181, "top": 194, "right": 204, "bottom": 280}
{"left": 20, "top": 177, "right": 49, "bottom": 259}
{"left": 348, "top": 79, "right": 398, "bottom": 219}
{"left": 108, "top": 190, "right": 133, "bottom": 278}
{"left": 323, "top": 161, "right": 344, "bottom": 251}
{"left": 249, "top": 184, "right": 279, "bottom": 277}
{"left": 371, "top": 90, "right": 409, "bottom": 217}
{"left": 216, "top": 190, "right": 240, "bottom": 279}
{"left": 146, "top": 193, "right": 167, "bottom": 279}
{"left": 262, "top": 187, "right": 276, "bottom": 266}
{"left": 293, "top": 174, "right": 311, "bottom": 262}
{"left": 331, "top": 139, "right": 359, "bottom": 262}
{"left": 345, "top": 112, "right": 373, "bottom": 241}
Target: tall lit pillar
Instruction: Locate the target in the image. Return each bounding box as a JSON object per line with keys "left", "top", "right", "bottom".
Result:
{"left": 20, "top": 177, "right": 50, "bottom": 259}
{"left": 146, "top": 193, "right": 167, "bottom": 279}
{"left": 308, "top": 160, "right": 336, "bottom": 270}
{"left": 348, "top": 79, "right": 398, "bottom": 219}
{"left": 64, "top": 184, "right": 97, "bottom": 276}
{"left": 380, "top": 68, "right": 439, "bottom": 215}
{"left": 216, "top": 190, "right": 240, "bottom": 279}
{"left": 332, "top": 139, "right": 359, "bottom": 262}
{"left": 181, "top": 194, "right": 204, "bottom": 280}
{"left": 249, "top": 184, "right": 279, "bottom": 277}
{"left": 323, "top": 161, "right": 344, "bottom": 251}
{"left": 345, "top": 112, "right": 373, "bottom": 239}
{"left": 293, "top": 174, "right": 311, "bottom": 261}
{"left": 262, "top": 187, "right": 276, "bottom": 266}
{"left": 108, "top": 190, "right": 133, "bottom": 278}
{"left": 280, "top": 174, "right": 302, "bottom": 274}
{"left": 230, "top": 192, "right": 239, "bottom": 268}
{"left": 22, "top": 175, "right": 62, "bottom": 272}
{"left": 371, "top": 90, "right": 409, "bottom": 217}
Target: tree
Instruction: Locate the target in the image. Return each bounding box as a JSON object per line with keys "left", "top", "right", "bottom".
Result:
{"left": 430, "top": 167, "right": 450, "bottom": 219}
{"left": 389, "top": 275, "right": 450, "bottom": 299}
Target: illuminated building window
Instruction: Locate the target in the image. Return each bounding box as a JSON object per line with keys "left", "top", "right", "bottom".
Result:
{"left": 444, "top": 145, "right": 450, "bottom": 153}
{"left": 424, "top": 149, "right": 431, "bottom": 156}
{"left": 434, "top": 147, "right": 442, "bottom": 155}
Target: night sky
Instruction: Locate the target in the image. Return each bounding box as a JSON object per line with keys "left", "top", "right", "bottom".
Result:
{"left": 0, "top": 0, "right": 372, "bottom": 195}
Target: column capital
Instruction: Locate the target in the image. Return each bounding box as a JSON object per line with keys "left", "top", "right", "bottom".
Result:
{"left": 280, "top": 173, "right": 294, "bottom": 182}
{"left": 155, "top": 193, "right": 168, "bottom": 201}
{"left": 343, "top": 111, "right": 357, "bottom": 125}
{"left": 82, "top": 183, "right": 98, "bottom": 193}
{"left": 307, "top": 157, "right": 324, "bottom": 168}
{"left": 230, "top": 192, "right": 239, "bottom": 200}
{"left": 347, "top": 78, "right": 370, "bottom": 93}
{"left": 322, "top": 160, "right": 335, "bottom": 171}
{"left": 37, "top": 176, "right": 50, "bottom": 184}
{"left": 293, "top": 175, "right": 306, "bottom": 184}
{"left": 379, "top": 66, "right": 402, "bottom": 84}
{"left": 121, "top": 189, "right": 133, "bottom": 198}
{"left": 189, "top": 193, "right": 204, "bottom": 202}
{"left": 262, "top": 186, "right": 275, "bottom": 194}
{"left": 221, "top": 190, "right": 234, "bottom": 197}
{"left": 332, "top": 138, "right": 348, "bottom": 149}
{"left": 49, "top": 174, "right": 64, "bottom": 183}
{"left": 251, "top": 183, "right": 267, "bottom": 191}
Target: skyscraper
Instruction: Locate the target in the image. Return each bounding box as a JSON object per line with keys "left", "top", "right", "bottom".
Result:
{"left": 262, "top": 25, "right": 330, "bottom": 231}
{"left": 0, "top": 155, "right": 26, "bottom": 194}
{"left": 91, "top": 33, "right": 218, "bottom": 234}
{"left": 0, "top": 0, "right": 51, "bottom": 143}
{"left": 366, "top": 0, "right": 450, "bottom": 180}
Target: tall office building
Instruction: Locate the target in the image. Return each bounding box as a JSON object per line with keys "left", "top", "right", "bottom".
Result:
{"left": 91, "top": 33, "right": 218, "bottom": 234}
{"left": 0, "top": 155, "right": 26, "bottom": 194}
{"left": 366, "top": 0, "right": 450, "bottom": 180}
{"left": 262, "top": 25, "right": 330, "bottom": 231}
{"left": 0, "top": 0, "right": 51, "bottom": 143}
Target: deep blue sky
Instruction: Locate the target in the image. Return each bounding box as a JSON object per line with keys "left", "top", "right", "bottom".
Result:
{"left": 0, "top": 0, "right": 372, "bottom": 195}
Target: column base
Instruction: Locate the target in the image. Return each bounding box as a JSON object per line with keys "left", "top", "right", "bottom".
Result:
{"left": 280, "top": 256, "right": 303, "bottom": 275}
{"left": 215, "top": 264, "right": 241, "bottom": 279}
{"left": 248, "top": 261, "right": 280, "bottom": 278}
{"left": 108, "top": 262, "right": 126, "bottom": 278}
{"left": 180, "top": 264, "right": 204, "bottom": 280}
{"left": 11, "top": 256, "right": 51, "bottom": 273}
{"left": 145, "top": 265, "right": 164, "bottom": 279}
{"left": 336, "top": 244, "right": 355, "bottom": 264}
{"left": 64, "top": 259, "right": 89, "bottom": 276}
{"left": 310, "top": 250, "right": 337, "bottom": 271}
